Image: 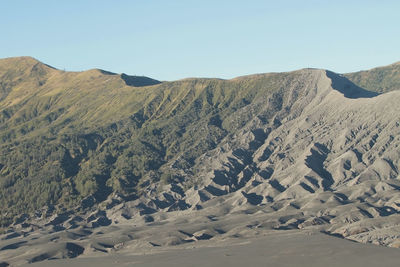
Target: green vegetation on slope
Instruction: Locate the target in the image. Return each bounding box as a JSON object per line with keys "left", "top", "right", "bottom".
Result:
{"left": 1, "top": 57, "right": 396, "bottom": 227}
{"left": 0, "top": 57, "right": 292, "bottom": 226}
{"left": 344, "top": 62, "right": 400, "bottom": 93}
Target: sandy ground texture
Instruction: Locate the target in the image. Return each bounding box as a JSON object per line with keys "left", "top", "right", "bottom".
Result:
{"left": 22, "top": 230, "right": 400, "bottom": 267}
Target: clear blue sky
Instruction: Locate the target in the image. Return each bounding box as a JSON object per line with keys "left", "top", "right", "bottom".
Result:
{"left": 1, "top": 0, "right": 399, "bottom": 80}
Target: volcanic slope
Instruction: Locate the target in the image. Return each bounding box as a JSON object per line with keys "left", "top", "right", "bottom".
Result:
{"left": 0, "top": 56, "right": 325, "bottom": 225}
{"left": 0, "top": 57, "right": 400, "bottom": 265}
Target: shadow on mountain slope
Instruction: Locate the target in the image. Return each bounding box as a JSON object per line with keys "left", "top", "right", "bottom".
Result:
{"left": 326, "top": 70, "right": 379, "bottom": 99}
{"left": 121, "top": 73, "right": 161, "bottom": 87}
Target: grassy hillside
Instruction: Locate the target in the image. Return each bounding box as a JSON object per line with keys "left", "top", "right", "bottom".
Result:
{"left": 0, "top": 57, "right": 292, "bottom": 226}
{"left": 344, "top": 62, "right": 400, "bottom": 93}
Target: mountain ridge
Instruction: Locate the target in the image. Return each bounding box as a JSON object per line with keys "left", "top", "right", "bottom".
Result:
{"left": 3, "top": 56, "right": 400, "bottom": 93}
{"left": 1, "top": 58, "right": 400, "bottom": 265}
